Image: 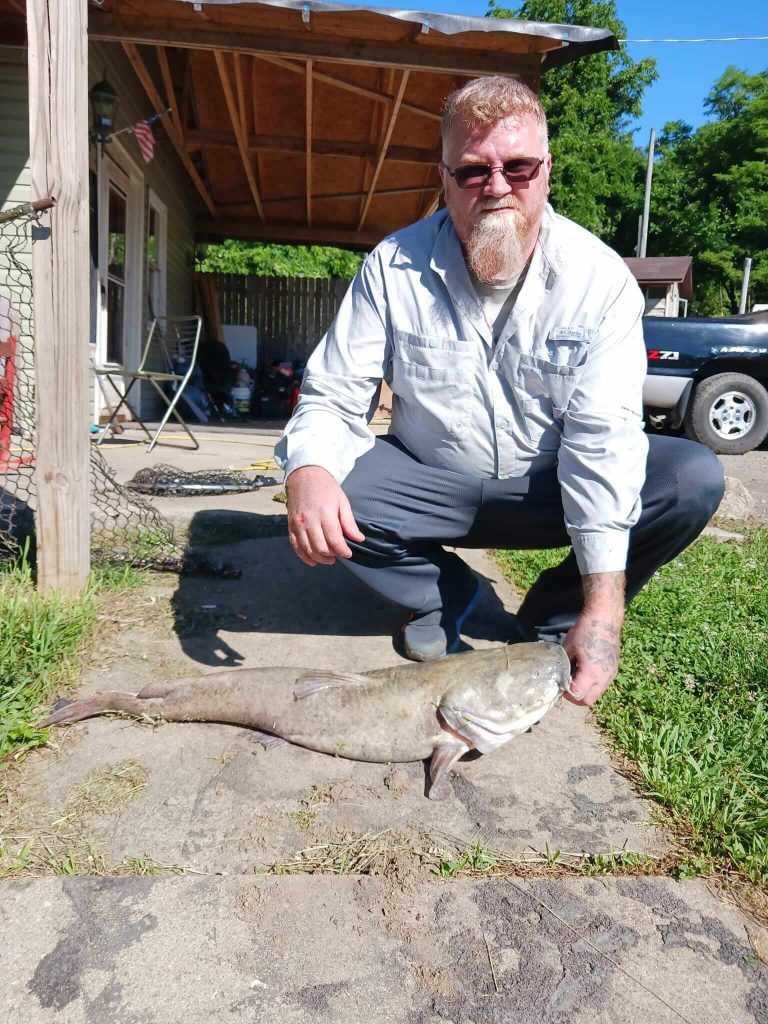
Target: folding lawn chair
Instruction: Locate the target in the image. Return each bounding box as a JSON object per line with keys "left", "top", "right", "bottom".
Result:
{"left": 95, "top": 315, "right": 203, "bottom": 451}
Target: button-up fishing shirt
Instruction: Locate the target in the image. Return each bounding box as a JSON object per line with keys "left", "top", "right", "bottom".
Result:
{"left": 274, "top": 205, "right": 648, "bottom": 576}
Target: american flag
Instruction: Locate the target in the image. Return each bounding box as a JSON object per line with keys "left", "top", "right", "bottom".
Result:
{"left": 132, "top": 119, "right": 155, "bottom": 163}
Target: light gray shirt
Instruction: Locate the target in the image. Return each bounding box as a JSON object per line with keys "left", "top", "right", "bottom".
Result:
{"left": 275, "top": 205, "right": 648, "bottom": 575}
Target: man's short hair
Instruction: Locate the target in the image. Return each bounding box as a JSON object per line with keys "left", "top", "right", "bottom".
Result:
{"left": 441, "top": 76, "right": 549, "bottom": 153}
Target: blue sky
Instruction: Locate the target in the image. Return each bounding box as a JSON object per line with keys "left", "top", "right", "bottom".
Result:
{"left": 362, "top": 0, "right": 768, "bottom": 144}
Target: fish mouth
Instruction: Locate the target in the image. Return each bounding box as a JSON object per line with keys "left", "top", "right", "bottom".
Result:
{"left": 439, "top": 690, "right": 561, "bottom": 753}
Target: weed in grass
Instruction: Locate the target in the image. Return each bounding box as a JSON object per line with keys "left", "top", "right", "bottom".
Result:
{"left": 437, "top": 841, "right": 498, "bottom": 878}
{"left": 494, "top": 530, "right": 768, "bottom": 884}
{"left": 0, "top": 560, "right": 97, "bottom": 759}
{"left": 289, "top": 785, "right": 333, "bottom": 831}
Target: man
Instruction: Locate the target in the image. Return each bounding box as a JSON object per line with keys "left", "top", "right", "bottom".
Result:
{"left": 275, "top": 77, "right": 724, "bottom": 707}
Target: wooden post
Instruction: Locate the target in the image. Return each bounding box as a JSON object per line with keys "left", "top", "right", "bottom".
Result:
{"left": 27, "top": 0, "right": 91, "bottom": 592}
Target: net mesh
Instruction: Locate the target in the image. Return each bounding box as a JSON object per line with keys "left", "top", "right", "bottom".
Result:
{"left": 0, "top": 201, "right": 207, "bottom": 574}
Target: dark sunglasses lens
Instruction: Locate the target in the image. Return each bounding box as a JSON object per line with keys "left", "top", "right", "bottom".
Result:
{"left": 503, "top": 159, "right": 542, "bottom": 182}
{"left": 454, "top": 165, "right": 491, "bottom": 188}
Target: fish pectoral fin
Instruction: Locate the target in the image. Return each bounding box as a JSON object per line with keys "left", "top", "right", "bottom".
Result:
{"left": 249, "top": 729, "right": 287, "bottom": 750}
{"left": 428, "top": 739, "right": 470, "bottom": 801}
{"left": 293, "top": 671, "right": 371, "bottom": 701}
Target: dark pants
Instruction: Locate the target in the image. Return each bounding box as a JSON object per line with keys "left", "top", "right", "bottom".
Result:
{"left": 339, "top": 433, "right": 725, "bottom": 643}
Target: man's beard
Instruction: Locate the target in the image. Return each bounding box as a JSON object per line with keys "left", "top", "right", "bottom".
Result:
{"left": 460, "top": 199, "right": 541, "bottom": 284}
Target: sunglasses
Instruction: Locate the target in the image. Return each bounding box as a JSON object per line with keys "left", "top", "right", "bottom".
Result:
{"left": 441, "top": 157, "right": 545, "bottom": 190}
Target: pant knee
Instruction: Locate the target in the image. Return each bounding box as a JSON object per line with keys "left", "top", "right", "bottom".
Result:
{"left": 682, "top": 444, "right": 725, "bottom": 521}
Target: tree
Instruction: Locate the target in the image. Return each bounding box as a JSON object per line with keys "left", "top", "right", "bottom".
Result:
{"left": 488, "top": 0, "right": 657, "bottom": 250}
{"left": 649, "top": 68, "right": 768, "bottom": 314}
{"left": 196, "top": 239, "right": 364, "bottom": 279}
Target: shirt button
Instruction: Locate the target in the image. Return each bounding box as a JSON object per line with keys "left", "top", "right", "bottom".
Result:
{"left": 490, "top": 360, "right": 499, "bottom": 371}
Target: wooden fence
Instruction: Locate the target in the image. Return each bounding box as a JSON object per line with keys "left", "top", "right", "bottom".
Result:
{"left": 212, "top": 274, "right": 351, "bottom": 366}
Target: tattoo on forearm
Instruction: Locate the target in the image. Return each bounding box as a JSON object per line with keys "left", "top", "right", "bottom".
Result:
{"left": 582, "top": 618, "right": 621, "bottom": 672}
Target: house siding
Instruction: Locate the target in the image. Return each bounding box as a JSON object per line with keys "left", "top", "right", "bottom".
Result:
{"left": 92, "top": 43, "right": 197, "bottom": 420}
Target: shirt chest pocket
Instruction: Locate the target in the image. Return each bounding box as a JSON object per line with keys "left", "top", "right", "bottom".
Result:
{"left": 390, "top": 330, "right": 474, "bottom": 436}
{"left": 519, "top": 353, "right": 582, "bottom": 416}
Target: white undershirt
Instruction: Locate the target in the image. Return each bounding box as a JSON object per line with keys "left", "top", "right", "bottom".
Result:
{"left": 470, "top": 270, "right": 526, "bottom": 341}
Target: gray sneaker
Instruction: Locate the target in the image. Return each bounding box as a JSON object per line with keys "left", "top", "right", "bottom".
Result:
{"left": 402, "top": 577, "right": 481, "bottom": 662}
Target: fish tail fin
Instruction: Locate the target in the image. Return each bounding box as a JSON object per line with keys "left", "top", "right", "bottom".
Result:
{"left": 37, "top": 692, "right": 151, "bottom": 728}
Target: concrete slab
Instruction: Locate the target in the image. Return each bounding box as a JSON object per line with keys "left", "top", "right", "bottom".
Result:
{"left": 20, "top": 530, "right": 667, "bottom": 871}
{"left": 1, "top": 875, "right": 763, "bottom": 1024}
{"left": 2, "top": 424, "right": 763, "bottom": 1023}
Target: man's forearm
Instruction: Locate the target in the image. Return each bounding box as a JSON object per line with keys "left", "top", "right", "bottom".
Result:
{"left": 575, "top": 571, "right": 625, "bottom": 679}
{"left": 582, "top": 571, "right": 626, "bottom": 617}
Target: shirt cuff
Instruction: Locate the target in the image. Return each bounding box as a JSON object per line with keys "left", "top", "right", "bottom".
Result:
{"left": 273, "top": 440, "right": 345, "bottom": 484}
{"left": 569, "top": 530, "right": 630, "bottom": 576}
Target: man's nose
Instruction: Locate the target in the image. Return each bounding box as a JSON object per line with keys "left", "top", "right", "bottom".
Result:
{"left": 484, "top": 166, "right": 512, "bottom": 198}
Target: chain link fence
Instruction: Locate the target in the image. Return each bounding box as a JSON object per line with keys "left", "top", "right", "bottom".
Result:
{"left": 0, "top": 200, "right": 188, "bottom": 573}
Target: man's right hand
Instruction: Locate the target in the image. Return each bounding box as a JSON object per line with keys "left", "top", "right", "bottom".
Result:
{"left": 285, "top": 465, "right": 365, "bottom": 567}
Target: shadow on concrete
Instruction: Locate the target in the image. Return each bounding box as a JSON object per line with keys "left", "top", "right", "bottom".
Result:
{"left": 170, "top": 509, "right": 522, "bottom": 668}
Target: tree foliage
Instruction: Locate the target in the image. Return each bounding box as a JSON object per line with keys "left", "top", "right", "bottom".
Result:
{"left": 196, "top": 239, "right": 364, "bottom": 279}
{"left": 488, "top": 0, "right": 657, "bottom": 249}
{"left": 649, "top": 68, "right": 768, "bottom": 315}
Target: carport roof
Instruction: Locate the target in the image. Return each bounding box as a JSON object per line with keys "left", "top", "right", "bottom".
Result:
{"left": 3, "top": 0, "right": 619, "bottom": 247}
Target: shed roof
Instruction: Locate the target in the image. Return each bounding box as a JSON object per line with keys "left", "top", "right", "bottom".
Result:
{"left": 2, "top": 0, "right": 619, "bottom": 247}
{"left": 624, "top": 256, "right": 694, "bottom": 301}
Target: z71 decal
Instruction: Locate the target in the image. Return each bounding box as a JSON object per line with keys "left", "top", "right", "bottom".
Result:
{"left": 647, "top": 350, "right": 680, "bottom": 361}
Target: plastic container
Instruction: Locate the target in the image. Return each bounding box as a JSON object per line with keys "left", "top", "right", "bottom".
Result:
{"left": 231, "top": 386, "right": 251, "bottom": 413}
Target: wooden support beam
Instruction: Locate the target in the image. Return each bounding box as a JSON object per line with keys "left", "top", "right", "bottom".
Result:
{"left": 122, "top": 42, "right": 218, "bottom": 218}
{"left": 156, "top": 45, "right": 182, "bottom": 140}
{"left": 183, "top": 128, "right": 441, "bottom": 165}
{"left": 250, "top": 55, "right": 266, "bottom": 215}
{"left": 220, "top": 183, "right": 439, "bottom": 209}
{"left": 197, "top": 219, "right": 381, "bottom": 249}
{"left": 305, "top": 60, "right": 313, "bottom": 228}
{"left": 27, "top": 0, "right": 90, "bottom": 592}
{"left": 214, "top": 49, "right": 265, "bottom": 221}
{"left": 358, "top": 70, "right": 409, "bottom": 231}
{"left": 254, "top": 53, "right": 442, "bottom": 123}
{"left": 91, "top": 15, "right": 544, "bottom": 78}
{"left": 421, "top": 192, "right": 442, "bottom": 219}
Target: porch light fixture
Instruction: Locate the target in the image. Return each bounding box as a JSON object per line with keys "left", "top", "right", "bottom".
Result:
{"left": 89, "top": 75, "right": 120, "bottom": 151}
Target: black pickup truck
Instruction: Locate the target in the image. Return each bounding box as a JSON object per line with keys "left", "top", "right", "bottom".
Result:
{"left": 642, "top": 311, "right": 768, "bottom": 454}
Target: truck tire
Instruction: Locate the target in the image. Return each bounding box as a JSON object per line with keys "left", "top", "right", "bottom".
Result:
{"left": 684, "top": 372, "right": 768, "bottom": 454}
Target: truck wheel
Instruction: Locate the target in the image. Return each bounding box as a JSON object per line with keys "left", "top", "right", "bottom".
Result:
{"left": 684, "top": 372, "right": 768, "bottom": 454}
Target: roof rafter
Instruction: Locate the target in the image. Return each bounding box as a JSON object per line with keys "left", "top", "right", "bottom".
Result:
{"left": 306, "top": 59, "right": 313, "bottom": 228}
{"left": 358, "top": 69, "right": 409, "bottom": 232}
{"left": 214, "top": 48, "right": 265, "bottom": 221}
{"left": 253, "top": 52, "right": 442, "bottom": 124}
{"left": 121, "top": 42, "right": 218, "bottom": 219}
{"left": 183, "top": 129, "right": 440, "bottom": 166}
{"left": 155, "top": 46, "right": 183, "bottom": 141}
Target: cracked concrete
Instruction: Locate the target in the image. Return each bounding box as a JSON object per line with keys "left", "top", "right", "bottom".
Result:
{"left": 1, "top": 427, "right": 765, "bottom": 1023}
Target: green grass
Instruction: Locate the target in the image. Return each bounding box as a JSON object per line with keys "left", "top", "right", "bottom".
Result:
{"left": 495, "top": 530, "right": 768, "bottom": 884}
{"left": 0, "top": 556, "right": 146, "bottom": 761}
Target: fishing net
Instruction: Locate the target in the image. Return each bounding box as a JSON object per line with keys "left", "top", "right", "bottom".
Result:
{"left": 0, "top": 200, "right": 229, "bottom": 575}
{"left": 125, "top": 464, "right": 279, "bottom": 496}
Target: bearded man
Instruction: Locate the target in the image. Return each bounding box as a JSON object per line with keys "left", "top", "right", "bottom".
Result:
{"left": 275, "top": 76, "right": 723, "bottom": 706}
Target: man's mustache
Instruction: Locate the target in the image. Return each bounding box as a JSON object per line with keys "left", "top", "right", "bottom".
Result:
{"left": 477, "top": 198, "right": 522, "bottom": 213}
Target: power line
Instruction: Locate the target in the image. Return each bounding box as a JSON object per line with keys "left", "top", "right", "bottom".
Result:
{"left": 620, "top": 35, "right": 768, "bottom": 44}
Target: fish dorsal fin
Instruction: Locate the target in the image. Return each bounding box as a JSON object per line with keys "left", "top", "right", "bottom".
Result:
{"left": 293, "top": 670, "right": 371, "bottom": 701}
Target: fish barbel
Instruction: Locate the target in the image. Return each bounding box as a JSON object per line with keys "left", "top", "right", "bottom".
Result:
{"left": 39, "top": 643, "right": 570, "bottom": 800}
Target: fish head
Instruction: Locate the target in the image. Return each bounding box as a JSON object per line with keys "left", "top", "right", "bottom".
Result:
{"left": 437, "top": 642, "right": 571, "bottom": 754}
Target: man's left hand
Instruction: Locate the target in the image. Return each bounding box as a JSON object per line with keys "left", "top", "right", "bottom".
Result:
{"left": 563, "top": 616, "right": 621, "bottom": 706}
{"left": 562, "top": 571, "right": 625, "bottom": 707}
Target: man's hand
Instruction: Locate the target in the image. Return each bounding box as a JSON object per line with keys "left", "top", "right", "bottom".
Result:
{"left": 563, "top": 572, "right": 625, "bottom": 707}
{"left": 285, "top": 465, "right": 365, "bottom": 567}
